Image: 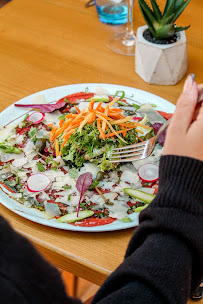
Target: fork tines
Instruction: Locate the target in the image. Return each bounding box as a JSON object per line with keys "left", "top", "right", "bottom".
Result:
{"left": 110, "top": 141, "right": 147, "bottom": 163}
{"left": 109, "top": 136, "right": 156, "bottom": 163}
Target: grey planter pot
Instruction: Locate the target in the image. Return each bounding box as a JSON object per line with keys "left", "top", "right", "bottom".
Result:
{"left": 135, "top": 25, "right": 188, "bottom": 85}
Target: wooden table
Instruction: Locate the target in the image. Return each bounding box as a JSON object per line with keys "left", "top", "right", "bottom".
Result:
{"left": 0, "top": 0, "right": 202, "bottom": 299}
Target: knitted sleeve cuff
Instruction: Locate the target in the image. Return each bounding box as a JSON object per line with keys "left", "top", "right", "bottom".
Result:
{"left": 151, "top": 155, "right": 203, "bottom": 215}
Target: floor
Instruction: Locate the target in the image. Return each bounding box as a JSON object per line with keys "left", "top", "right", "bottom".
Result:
{"left": 62, "top": 271, "right": 99, "bottom": 302}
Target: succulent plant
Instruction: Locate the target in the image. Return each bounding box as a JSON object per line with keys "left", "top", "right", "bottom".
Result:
{"left": 138, "top": 0, "right": 191, "bottom": 40}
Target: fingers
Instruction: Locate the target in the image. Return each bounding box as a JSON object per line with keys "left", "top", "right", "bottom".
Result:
{"left": 195, "top": 100, "right": 203, "bottom": 121}
{"left": 170, "top": 74, "right": 198, "bottom": 134}
{"left": 197, "top": 84, "right": 203, "bottom": 102}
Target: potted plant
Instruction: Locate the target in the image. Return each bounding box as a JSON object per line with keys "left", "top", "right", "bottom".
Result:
{"left": 135, "top": 0, "right": 191, "bottom": 85}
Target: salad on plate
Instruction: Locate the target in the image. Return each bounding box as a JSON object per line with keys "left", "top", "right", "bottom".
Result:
{"left": 0, "top": 86, "right": 173, "bottom": 230}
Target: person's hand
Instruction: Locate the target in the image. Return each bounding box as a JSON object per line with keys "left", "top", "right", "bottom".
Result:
{"left": 163, "top": 74, "right": 203, "bottom": 161}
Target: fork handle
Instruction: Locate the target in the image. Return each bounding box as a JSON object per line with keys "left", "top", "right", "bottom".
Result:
{"left": 155, "top": 118, "right": 172, "bottom": 143}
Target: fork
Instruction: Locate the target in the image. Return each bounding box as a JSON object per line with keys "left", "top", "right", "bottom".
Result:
{"left": 109, "top": 118, "right": 171, "bottom": 163}
{"left": 109, "top": 87, "right": 203, "bottom": 163}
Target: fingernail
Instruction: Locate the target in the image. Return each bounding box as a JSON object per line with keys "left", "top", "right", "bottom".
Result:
{"left": 183, "top": 73, "right": 195, "bottom": 92}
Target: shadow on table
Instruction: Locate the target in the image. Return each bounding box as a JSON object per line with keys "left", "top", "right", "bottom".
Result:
{"left": 0, "top": 0, "right": 11, "bottom": 8}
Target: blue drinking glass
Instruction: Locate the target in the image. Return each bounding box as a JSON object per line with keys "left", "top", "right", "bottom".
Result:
{"left": 94, "top": 0, "right": 128, "bottom": 25}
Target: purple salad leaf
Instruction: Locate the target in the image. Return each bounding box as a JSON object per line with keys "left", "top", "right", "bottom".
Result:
{"left": 76, "top": 172, "right": 93, "bottom": 217}
{"left": 15, "top": 101, "right": 67, "bottom": 113}
{"left": 152, "top": 122, "right": 167, "bottom": 147}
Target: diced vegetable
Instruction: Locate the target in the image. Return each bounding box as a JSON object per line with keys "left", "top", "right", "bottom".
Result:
{"left": 122, "top": 217, "right": 132, "bottom": 222}
{"left": 56, "top": 210, "right": 94, "bottom": 223}
{"left": 0, "top": 143, "right": 22, "bottom": 154}
{"left": 123, "top": 189, "right": 155, "bottom": 204}
{"left": 134, "top": 205, "right": 148, "bottom": 213}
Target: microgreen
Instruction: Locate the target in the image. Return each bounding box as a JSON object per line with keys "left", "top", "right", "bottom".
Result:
{"left": 76, "top": 172, "right": 92, "bottom": 217}
{"left": 15, "top": 101, "right": 67, "bottom": 113}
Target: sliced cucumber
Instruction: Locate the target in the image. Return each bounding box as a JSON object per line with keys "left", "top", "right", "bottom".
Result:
{"left": 56, "top": 210, "right": 94, "bottom": 223}
{"left": 134, "top": 205, "right": 148, "bottom": 213}
{"left": 122, "top": 217, "right": 132, "bottom": 223}
{"left": 87, "top": 95, "right": 109, "bottom": 102}
{"left": 123, "top": 189, "right": 155, "bottom": 204}
{"left": 139, "top": 114, "right": 148, "bottom": 125}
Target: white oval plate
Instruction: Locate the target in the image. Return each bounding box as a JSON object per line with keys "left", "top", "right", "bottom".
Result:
{"left": 0, "top": 83, "right": 175, "bottom": 232}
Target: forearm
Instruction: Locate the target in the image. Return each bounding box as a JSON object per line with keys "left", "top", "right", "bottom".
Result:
{"left": 92, "top": 155, "right": 203, "bottom": 304}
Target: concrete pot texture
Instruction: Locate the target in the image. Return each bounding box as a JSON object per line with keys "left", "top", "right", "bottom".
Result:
{"left": 135, "top": 25, "right": 188, "bottom": 85}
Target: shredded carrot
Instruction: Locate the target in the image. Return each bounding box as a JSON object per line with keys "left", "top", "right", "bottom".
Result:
{"left": 106, "top": 121, "right": 127, "bottom": 143}
{"left": 97, "top": 119, "right": 106, "bottom": 140}
{"left": 106, "top": 128, "right": 132, "bottom": 137}
{"left": 49, "top": 98, "right": 142, "bottom": 151}
{"left": 138, "top": 137, "right": 143, "bottom": 142}
{"left": 60, "top": 129, "right": 75, "bottom": 150}
{"left": 136, "top": 128, "right": 144, "bottom": 134}
{"left": 133, "top": 122, "right": 153, "bottom": 130}
{"left": 110, "top": 116, "right": 134, "bottom": 125}
{"left": 108, "top": 97, "right": 118, "bottom": 108}
{"left": 78, "top": 112, "right": 94, "bottom": 131}
{"left": 74, "top": 106, "right": 81, "bottom": 113}
{"left": 55, "top": 140, "right": 59, "bottom": 156}
{"left": 120, "top": 123, "right": 137, "bottom": 129}
{"left": 48, "top": 123, "right": 56, "bottom": 128}
{"left": 88, "top": 99, "right": 95, "bottom": 110}
{"left": 64, "top": 114, "right": 78, "bottom": 118}
{"left": 59, "top": 119, "right": 64, "bottom": 128}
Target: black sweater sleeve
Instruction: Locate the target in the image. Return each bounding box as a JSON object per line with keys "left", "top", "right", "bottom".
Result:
{"left": 0, "top": 216, "right": 81, "bottom": 304}
{"left": 91, "top": 155, "right": 203, "bottom": 304}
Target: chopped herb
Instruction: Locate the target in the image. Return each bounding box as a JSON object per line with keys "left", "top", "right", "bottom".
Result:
{"left": 132, "top": 103, "right": 140, "bottom": 110}
{"left": 85, "top": 87, "right": 89, "bottom": 93}
{"left": 89, "top": 180, "right": 99, "bottom": 190}
{"left": 58, "top": 114, "right": 66, "bottom": 121}
{"left": 51, "top": 161, "right": 58, "bottom": 171}
{"left": 64, "top": 98, "right": 69, "bottom": 103}
{"left": 28, "top": 127, "right": 37, "bottom": 138}
{"left": 0, "top": 143, "right": 22, "bottom": 154}
{"left": 37, "top": 162, "right": 45, "bottom": 172}
{"left": 62, "top": 185, "right": 72, "bottom": 189}
{"left": 80, "top": 201, "right": 89, "bottom": 210}
{"left": 117, "top": 100, "right": 127, "bottom": 106}
{"left": 114, "top": 90, "right": 125, "bottom": 100}
{"left": 68, "top": 194, "right": 71, "bottom": 201}
{"left": 24, "top": 114, "right": 29, "bottom": 120}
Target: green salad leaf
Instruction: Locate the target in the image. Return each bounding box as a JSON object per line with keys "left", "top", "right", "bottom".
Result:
{"left": 0, "top": 143, "right": 22, "bottom": 154}
{"left": 61, "top": 123, "right": 138, "bottom": 171}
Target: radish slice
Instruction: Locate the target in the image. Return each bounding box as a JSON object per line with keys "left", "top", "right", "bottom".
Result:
{"left": 27, "top": 173, "right": 51, "bottom": 192}
{"left": 27, "top": 112, "right": 45, "bottom": 124}
{"left": 138, "top": 164, "right": 159, "bottom": 182}
{"left": 133, "top": 117, "right": 143, "bottom": 120}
